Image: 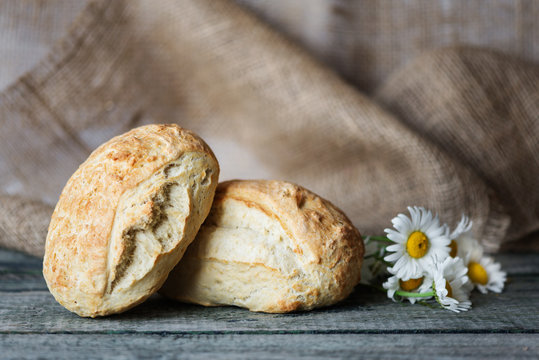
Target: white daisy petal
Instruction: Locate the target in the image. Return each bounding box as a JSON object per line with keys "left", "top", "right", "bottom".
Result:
{"left": 408, "top": 206, "right": 420, "bottom": 228}
{"left": 419, "top": 208, "right": 431, "bottom": 229}
{"left": 427, "top": 222, "right": 447, "bottom": 240}
{"left": 417, "top": 255, "right": 437, "bottom": 275}
{"left": 430, "top": 245, "right": 451, "bottom": 263}
{"left": 395, "top": 214, "right": 412, "bottom": 232}
{"left": 390, "top": 256, "right": 409, "bottom": 276}
{"left": 385, "top": 229, "right": 406, "bottom": 243}
{"left": 472, "top": 256, "right": 507, "bottom": 294}
{"left": 383, "top": 274, "right": 431, "bottom": 304}
{"left": 432, "top": 257, "right": 472, "bottom": 313}
{"left": 418, "top": 272, "right": 434, "bottom": 294}
{"left": 384, "top": 207, "right": 450, "bottom": 280}
{"left": 424, "top": 216, "right": 442, "bottom": 236}
{"left": 384, "top": 251, "right": 402, "bottom": 262}
{"left": 385, "top": 244, "right": 402, "bottom": 252}
{"left": 450, "top": 215, "right": 473, "bottom": 240}
{"left": 447, "top": 215, "right": 488, "bottom": 267}
{"left": 383, "top": 275, "right": 399, "bottom": 301}
{"left": 391, "top": 220, "right": 404, "bottom": 234}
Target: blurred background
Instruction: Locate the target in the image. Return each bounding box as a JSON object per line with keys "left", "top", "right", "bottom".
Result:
{"left": 2, "top": 1, "right": 538, "bottom": 95}
{"left": 0, "top": 0, "right": 537, "bottom": 256}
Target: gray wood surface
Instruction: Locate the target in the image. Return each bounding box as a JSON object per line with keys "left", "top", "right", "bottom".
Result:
{"left": 1, "top": 334, "right": 537, "bottom": 360}
{"left": 1, "top": 249, "right": 538, "bottom": 359}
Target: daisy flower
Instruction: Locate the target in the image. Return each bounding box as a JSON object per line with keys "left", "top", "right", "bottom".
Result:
{"left": 384, "top": 206, "right": 451, "bottom": 280}
{"left": 448, "top": 215, "right": 474, "bottom": 258}
{"left": 451, "top": 224, "right": 507, "bottom": 294}
{"left": 383, "top": 271, "right": 432, "bottom": 304}
{"left": 467, "top": 255, "right": 507, "bottom": 294}
{"left": 432, "top": 256, "right": 472, "bottom": 313}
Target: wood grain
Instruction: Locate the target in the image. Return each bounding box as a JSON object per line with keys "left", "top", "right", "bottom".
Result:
{"left": 1, "top": 334, "right": 538, "bottom": 360}
{"left": 1, "top": 249, "right": 538, "bottom": 359}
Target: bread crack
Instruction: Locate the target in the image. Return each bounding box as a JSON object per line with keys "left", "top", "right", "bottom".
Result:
{"left": 109, "top": 181, "right": 178, "bottom": 293}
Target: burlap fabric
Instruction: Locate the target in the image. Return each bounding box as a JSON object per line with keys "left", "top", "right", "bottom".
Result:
{"left": 237, "top": 0, "right": 539, "bottom": 94}
{"left": 0, "top": 0, "right": 537, "bottom": 258}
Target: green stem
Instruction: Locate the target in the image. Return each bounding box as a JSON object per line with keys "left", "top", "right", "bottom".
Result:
{"left": 366, "top": 235, "right": 393, "bottom": 243}
{"left": 395, "top": 290, "right": 435, "bottom": 298}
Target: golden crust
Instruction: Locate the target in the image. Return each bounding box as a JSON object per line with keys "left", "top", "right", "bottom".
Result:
{"left": 43, "top": 124, "right": 219, "bottom": 317}
{"left": 161, "top": 179, "right": 364, "bottom": 312}
{"left": 216, "top": 180, "right": 363, "bottom": 273}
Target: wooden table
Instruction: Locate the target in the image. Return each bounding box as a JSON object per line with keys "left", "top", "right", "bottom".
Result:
{"left": 1, "top": 249, "right": 538, "bottom": 359}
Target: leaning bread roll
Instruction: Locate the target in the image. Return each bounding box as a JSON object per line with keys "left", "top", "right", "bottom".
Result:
{"left": 43, "top": 124, "right": 219, "bottom": 317}
{"left": 160, "top": 180, "right": 364, "bottom": 312}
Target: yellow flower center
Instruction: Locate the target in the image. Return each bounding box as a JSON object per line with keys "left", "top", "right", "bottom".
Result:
{"left": 406, "top": 231, "right": 429, "bottom": 258}
{"left": 399, "top": 277, "right": 424, "bottom": 291}
{"left": 468, "top": 261, "right": 488, "bottom": 285}
{"left": 445, "top": 281, "right": 453, "bottom": 298}
{"left": 449, "top": 240, "right": 458, "bottom": 257}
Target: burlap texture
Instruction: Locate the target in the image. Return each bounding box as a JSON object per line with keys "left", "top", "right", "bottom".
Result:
{"left": 237, "top": 0, "right": 539, "bottom": 94}
{"left": 0, "top": 0, "right": 537, "bottom": 257}
{"left": 377, "top": 47, "right": 539, "bottom": 244}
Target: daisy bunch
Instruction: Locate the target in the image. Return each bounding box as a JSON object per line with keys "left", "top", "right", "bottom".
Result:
{"left": 363, "top": 207, "right": 506, "bottom": 313}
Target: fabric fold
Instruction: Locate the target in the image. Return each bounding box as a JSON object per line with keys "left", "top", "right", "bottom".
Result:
{"left": 1, "top": 0, "right": 534, "bottom": 257}
{"left": 377, "top": 47, "right": 538, "bottom": 246}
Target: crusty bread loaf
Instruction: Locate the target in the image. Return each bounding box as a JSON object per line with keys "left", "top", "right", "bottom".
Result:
{"left": 160, "top": 180, "right": 364, "bottom": 313}
{"left": 43, "top": 124, "right": 219, "bottom": 317}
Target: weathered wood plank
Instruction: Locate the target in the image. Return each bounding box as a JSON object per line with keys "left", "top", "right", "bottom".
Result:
{"left": 492, "top": 253, "right": 539, "bottom": 275}
{"left": 0, "top": 249, "right": 42, "bottom": 271}
{"left": 1, "top": 249, "right": 538, "bottom": 336}
{"left": 1, "top": 333, "right": 538, "bottom": 360}
{"left": 0, "top": 273, "right": 45, "bottom": 292}
{"left": 0, "top": 275, "right": 537, "bottom": 334}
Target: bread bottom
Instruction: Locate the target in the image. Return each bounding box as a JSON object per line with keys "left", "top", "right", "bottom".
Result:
{"left": 160, "top": 192, "right": 359, "bottom": 313}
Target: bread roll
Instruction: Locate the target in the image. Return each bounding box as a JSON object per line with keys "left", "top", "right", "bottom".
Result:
{"left": 43, "top": 124, "right": 219, "bottom": 317}
{"left": 160, "top": 180, "right": 364, "bottom": 312}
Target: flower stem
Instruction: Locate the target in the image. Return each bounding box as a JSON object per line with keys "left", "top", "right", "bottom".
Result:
{"left": 395, "top": 290, "right": 435, "bottom": 298}
{"left": 366, "top": 235, "right": 393, "bottom": 243}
